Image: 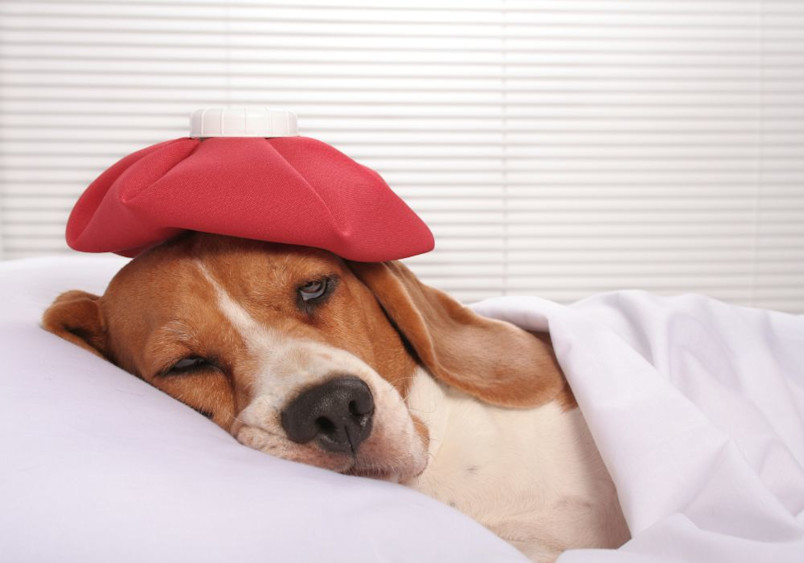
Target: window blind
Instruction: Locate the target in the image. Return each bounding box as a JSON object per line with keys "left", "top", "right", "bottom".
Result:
{"left": 2, "top": 0, "right": 803, "bottom": 312}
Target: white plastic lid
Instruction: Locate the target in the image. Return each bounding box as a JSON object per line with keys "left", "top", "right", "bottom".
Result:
{"left": 189, "top": 107, "right": 299, "bottom": 138}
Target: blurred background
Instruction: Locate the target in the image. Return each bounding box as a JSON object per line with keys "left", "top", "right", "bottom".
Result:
{"left": 1, "top": 0, "right": 803, "bottom": 312}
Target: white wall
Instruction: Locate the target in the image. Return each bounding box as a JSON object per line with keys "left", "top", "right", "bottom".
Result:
{"left": 1, "top": 0, "right": 803, "bottom": 312}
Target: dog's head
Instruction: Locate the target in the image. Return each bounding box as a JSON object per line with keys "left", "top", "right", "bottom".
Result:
{"left": 43, "top": 233, "right": 567, "bottom": 482}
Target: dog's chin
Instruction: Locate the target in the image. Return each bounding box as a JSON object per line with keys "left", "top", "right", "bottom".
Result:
{"left": 284, "top": 449, "right": 427, "bottom": 485}
{"left": 345, "top": 454, "right": 428, "bottom": 484}
{"left": 234, "top": 425, "right": 428, "bottom": 484}
{"left": 345, "top": 465, "right": 401, "bottom": 483}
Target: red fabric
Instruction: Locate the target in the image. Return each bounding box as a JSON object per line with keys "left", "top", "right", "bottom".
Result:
{"left": 66, "top": 137, "right": 434, "bottom": 261}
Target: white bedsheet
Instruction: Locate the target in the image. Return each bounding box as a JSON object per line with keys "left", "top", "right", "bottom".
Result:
{"left": 473, "top": 293, "right": 804, "bottom": 562}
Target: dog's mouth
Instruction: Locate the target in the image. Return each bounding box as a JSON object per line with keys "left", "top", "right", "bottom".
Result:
{"left": 345, "top": 465, "right": 397, "bottom": 482}
{"left": 343, "top": 458, "right": 412, "bottom": 483}
{"left": 343, "top": 439, "right": 430, "bottom": 483}
{"left": 234, "top": 423, "right": 426, "bottom": 482}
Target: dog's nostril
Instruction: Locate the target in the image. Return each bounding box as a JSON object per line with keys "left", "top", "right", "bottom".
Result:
{"left": 281, "top": 376, "right": 374, "bottom": 455}
{"left": 349, "top": 399, "right": 371, "bottom": 417}
{"left": 315, "top": 416, "right": 336, "bottom": 434}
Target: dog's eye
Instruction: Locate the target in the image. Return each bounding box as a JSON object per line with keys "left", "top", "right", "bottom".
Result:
{"left": 296, "top": 275, "right": 338, "bottom": 313}
{"left": 298, "top": 278, "right": 329, "bottom": 302}
{"left": 168, "top": 356, "right": 213, "bottom": 375}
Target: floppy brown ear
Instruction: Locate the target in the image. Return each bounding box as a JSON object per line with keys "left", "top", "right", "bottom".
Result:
{"left": 347, "top": 261, "right": 572, "bottom": 409}
{"left": 42, "top": 290, "right": 108, "bottom": 359}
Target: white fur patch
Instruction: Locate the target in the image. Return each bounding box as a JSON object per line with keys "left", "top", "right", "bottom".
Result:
{"left": 406, "top": 369, "right": 630, "bottom": 560}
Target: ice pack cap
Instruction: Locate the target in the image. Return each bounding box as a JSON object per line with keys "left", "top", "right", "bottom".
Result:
{"left": 66, "top": 107, "right": 434, "bottom": 262}
{"left": 189, "top": 107, "right": 298, "bottom": 138}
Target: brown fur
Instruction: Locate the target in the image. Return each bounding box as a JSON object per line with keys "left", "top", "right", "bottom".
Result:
{"left": 347, "top": 261, "right": 574, "bottom": 409}
{"left": 42, "top": 232, "right": 570, "bottom": 432}
{"left": 42, "top": 290, "right": 107, "bottom": 359}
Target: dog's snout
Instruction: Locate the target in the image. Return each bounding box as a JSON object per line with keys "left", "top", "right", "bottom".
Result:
{"left": 281, "top": 376, "right": 374, "bottom": 454}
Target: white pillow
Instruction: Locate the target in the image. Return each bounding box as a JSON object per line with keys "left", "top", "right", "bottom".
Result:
{"left": 0, "top": 255, "right": 526, "bottom": 563}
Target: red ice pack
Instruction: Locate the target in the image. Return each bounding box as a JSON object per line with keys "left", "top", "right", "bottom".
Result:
{"left": 66, "top": 108, "right": 434, "bottom": 262}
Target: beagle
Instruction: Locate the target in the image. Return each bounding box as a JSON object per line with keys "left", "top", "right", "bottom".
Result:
{"left": 43, "top": 233, "right": 629, "bottom": 562}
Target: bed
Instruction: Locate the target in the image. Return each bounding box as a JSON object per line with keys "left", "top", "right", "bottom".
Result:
{"left": 2, "top": 255, "right": 803, "bottom": 562}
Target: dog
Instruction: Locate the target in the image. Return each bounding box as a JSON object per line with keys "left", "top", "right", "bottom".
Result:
{"left": 42, "top": 232, "right": 630, "bottom": 561}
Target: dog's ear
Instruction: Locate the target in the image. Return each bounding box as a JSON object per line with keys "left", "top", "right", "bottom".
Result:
{"left": 42, "top": 290, "right": 108, "bottom": 359}
{"left": 347, "top": 261, "right": 570, "bottom": 408}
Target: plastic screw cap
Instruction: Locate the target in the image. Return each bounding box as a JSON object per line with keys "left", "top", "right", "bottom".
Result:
{"left": 190, "top": 107, "right": 299, "bottom": 138}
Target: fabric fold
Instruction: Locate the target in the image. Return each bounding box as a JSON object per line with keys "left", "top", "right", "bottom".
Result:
{"left": 472, "top": 292, "right": 804, "bottom": 562}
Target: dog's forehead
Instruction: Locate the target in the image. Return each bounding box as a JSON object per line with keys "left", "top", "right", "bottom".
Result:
{"left": 101, "top": 235, "right": 350, "bottom": 356}
{"left": 108, "top": 234, "right": 345, "bottom": 299}
{"left": 201, "top": 241, "right": 347, "bottom": 296}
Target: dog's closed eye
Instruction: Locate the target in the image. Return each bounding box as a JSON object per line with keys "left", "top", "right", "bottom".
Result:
{"left": 162, "top": 356, "right": 218, "bottom": 376}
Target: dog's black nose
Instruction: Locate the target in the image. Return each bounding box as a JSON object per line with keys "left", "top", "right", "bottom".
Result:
{"left": 280, "top": 376, "right": 374, "bottom": 455}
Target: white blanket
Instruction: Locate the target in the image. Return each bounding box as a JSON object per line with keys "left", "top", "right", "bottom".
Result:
{"left": 473, "top": 293, "right": 804, "bottom": 563}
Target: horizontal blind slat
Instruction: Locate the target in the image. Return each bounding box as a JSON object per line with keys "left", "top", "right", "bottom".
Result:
{"left": 2, "top": 0, "right": 803, "bottom": 312}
